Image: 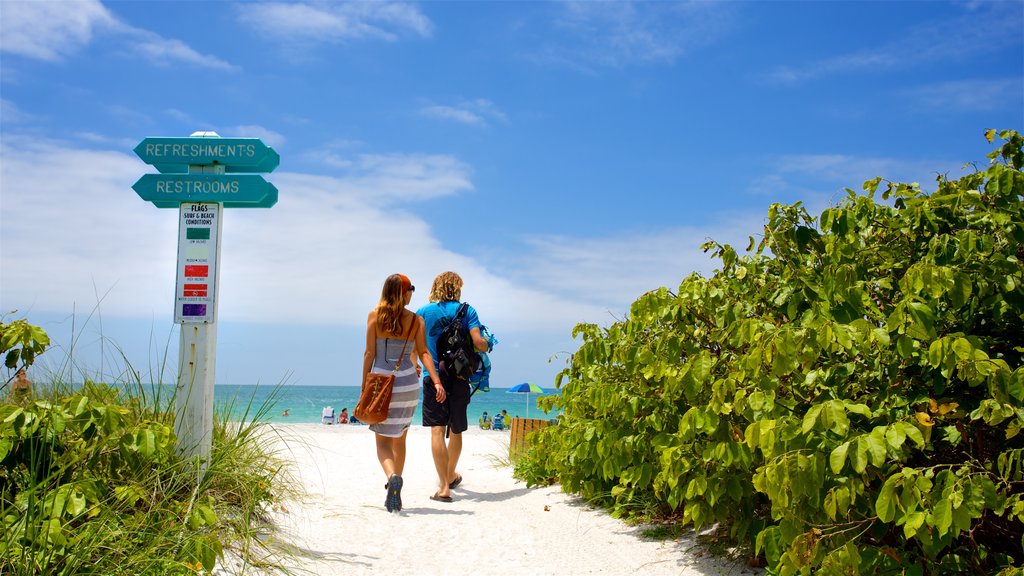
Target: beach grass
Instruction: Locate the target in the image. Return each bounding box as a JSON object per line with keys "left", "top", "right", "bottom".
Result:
{"left": 0, "top": 319, "right": 294, "bottom": 575}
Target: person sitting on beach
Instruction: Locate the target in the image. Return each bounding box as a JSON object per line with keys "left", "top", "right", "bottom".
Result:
{"left": 281, "top": 409, "right": 290, "bottom": 417}
{"left": 338, "top": 407, "right": 349, "bottom": 424}
{"left": 8, "top": 369, "right": 32, "bottom": 400}
{"left": 479, "top": 411, "right": 492, "bottom": 430}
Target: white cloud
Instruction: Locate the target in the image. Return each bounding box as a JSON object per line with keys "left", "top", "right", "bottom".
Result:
{"left": 747, "top": 153, "right": 982, "bottom": 209}
{"left": 298, "top": 152, "right": 475, "bottom": 202}
{"left": 130, "top": 33, "right": 237, "bottom": 72}
{"left": 510, "top": 217, "right": 764, "bottom": 314}
{"left": 238, "top": 1, "right": 433, "bottom": 46}
{"left": 0, "top": 135, "right": 773, "bottom": 343}
{"left": 0, "top": 136, "right": 800, "bottom": 389}
{"left": 540, "top": 1, "right": 735, "bottom": 70}
{"left": 164, "top": 108, "right": 199, "bottom": 125}
{"left": 0, "top": 0, "right": 237, "bottom": 71}
{"left": 0, "top": 135, "right": 177, "bottom": 318}
{"left": 72, "top": 132, "right": 138, "bottom": 150}
{"left": 420, "top": 99, "right": 507, "bottom": 127}
{"left": 762, "top": 4, "right": 1023, "bottom": 84}
{"left": 0, "top": 99, "right": 33, "bottom": 124}
{"left": 0, "top": 136, "right": 590, "bottom": 334}
{"left": 0, "top": 0, "right": 116, "bottom": 61}
{"left": 221, "top": 125, "right": 287, "bottom": 149}
{"left": 421, "top": 106, "right": 486, "bottom": 127}
{"left": 901, "top": 78, "right": 1024, "bottom": 112}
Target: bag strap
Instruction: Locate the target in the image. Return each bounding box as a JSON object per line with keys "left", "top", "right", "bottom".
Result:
{"left": 391, "top": 315, "right": 416, "bottom": 373}
{"left": 442, "top": 301, "right": 470, "bottom": 330}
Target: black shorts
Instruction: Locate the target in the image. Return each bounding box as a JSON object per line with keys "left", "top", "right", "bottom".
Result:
{"left": 422, "top": 376, "right": 471, "bottom": 434}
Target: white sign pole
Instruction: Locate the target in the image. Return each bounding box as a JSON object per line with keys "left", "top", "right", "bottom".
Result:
{"left": 174, "top": 132, "right": 224, "bottom": 469}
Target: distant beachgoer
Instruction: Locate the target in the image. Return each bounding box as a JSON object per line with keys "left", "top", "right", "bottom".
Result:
{"left": 479, "top": 411, "right": 492, "bottom": 429}
{"left": 9, "top": 369, "right": 32, "bottom": 399}
{"left": 417, "top": 271, "right": 490, "bottom": 502}
{"left": 363, "top": 273, "right": 442, "bottom": 512}
{"left": 338, "top": 407, "right": 349, "bottom": 424}
{"left": 282, "top": 409, "right": 290, "bottom": 417}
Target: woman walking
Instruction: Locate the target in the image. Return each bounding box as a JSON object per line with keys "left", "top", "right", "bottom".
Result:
{"left": 362, "top": 274, "right": 444, "bottom": 512}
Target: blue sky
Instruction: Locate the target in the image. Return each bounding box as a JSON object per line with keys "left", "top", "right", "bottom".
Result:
{"left": 1, "top": 1, "right": 1022, "bottom": 389}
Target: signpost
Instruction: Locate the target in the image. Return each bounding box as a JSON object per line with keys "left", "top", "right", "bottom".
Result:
{"left": 133, "top": 132, "right": 278, "bottom": 468}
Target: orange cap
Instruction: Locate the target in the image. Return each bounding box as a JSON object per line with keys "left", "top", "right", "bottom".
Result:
{"left": 397, "top": 274, "right": 414, "bottom": 292}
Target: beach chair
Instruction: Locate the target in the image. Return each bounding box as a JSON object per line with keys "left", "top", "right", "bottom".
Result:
{"left": 492, "top": 414, "right": 505, "bottom": 431}
{"left": 321, "top": 406, "right": 335, "bottom": 425}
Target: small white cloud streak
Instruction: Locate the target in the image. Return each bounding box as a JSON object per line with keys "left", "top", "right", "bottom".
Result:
{"left": 221, "top": 125, "right": 287, "bottom": 149}
{"left": 130, "top": 33, "right": 237, "bottom": 72}
{"left": 421, "top": 106, "right": 487, "bottom": 127}
{"left": 420, "top": 99, "right": 508, "bottom": 127}
{"left": 1, "top": 99, "right": 33, "bottom": 124}
{"left": 510, "top": 217, "right": 765, "bottom": 314}
{"left": 297, "top": 151, "right": 475, "bottom": 202}
{"left": 763, "top": 4, "right": 1023, "bottom": 84}
{"left": 901, "top": 78, "right": 1024, "bottom": 112}
{"left": 746, "top": 153, "right": 983, "bottom": 212}
{"left": 238, "top": 1, "right": 433, "bottom": 44}
{"left": 542, "top": 1, "right": 735, "bottom": 70}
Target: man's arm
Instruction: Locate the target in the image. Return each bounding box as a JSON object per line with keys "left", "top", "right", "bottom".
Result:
{"left": 469, "top": 326, "right": 489, "bottom": 352}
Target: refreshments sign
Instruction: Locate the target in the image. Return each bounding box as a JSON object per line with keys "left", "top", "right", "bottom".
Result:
{"left": 134, "top": 137, "right": 280, "bottom": 173}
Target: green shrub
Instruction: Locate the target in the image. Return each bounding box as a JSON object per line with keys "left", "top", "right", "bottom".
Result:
{"left": 0, "top": 321, "right": 290, "bottom": 575}
{"left": 518, "top": 129, "right": 1024, "bottom": 575}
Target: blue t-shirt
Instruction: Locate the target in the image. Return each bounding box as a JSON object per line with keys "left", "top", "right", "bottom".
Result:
{"left": 416, "top": 301, "right": 482, "bottom": 371}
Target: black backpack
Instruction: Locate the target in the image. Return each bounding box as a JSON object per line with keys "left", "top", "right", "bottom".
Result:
{"left": 436, "top": 302, "right": 481, "bottom": 382}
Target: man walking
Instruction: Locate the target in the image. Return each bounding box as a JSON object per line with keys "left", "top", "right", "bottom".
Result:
{"left": 417, "top": 271, "right": 490, "bottom": 501}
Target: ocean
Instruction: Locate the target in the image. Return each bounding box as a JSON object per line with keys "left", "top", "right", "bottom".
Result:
{"left": 215, "top": 383, "right": 559, "bottom": 426}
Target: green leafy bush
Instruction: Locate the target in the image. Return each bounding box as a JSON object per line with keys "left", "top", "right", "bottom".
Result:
{"left": 518, "top": 129, "right": 1024, "bottom": 575}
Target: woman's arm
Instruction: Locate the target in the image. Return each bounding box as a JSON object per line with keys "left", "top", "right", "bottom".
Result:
{"left": 362, "top": 310, "right": 376, "bottom": 387}
{"left": 414, "top": 316, "right": 446, "bottom": 402}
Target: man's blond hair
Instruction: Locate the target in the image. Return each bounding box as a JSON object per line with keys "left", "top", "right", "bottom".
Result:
{"left": 429, "top": 271, "right": 463, "bottom": 303}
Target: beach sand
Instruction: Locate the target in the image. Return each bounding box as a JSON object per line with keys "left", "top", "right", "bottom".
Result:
{"left": 238, "top": 423, "right": 761, "bottom": 576}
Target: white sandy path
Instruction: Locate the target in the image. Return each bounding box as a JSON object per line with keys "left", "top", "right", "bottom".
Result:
{"left": 255, "top": 424, "right": 761, "bottom": 576}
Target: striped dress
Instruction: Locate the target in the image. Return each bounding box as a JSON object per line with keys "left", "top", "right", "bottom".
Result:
{"left": 368, "top": 335, "right": 419, "bottom": 438}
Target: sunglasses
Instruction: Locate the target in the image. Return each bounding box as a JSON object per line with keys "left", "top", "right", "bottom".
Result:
{"left": 408, "top": 285, "right": 415, "bottom": 292}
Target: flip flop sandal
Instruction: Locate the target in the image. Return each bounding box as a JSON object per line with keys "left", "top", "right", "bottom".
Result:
{"left": 430, "top": 492, "right": 453, "bottom": 503}
{"left": 448, "top": 474, "right": 463, "bottom": 489}
{"left": 385, "top": 474, "right": 403, "bottom": 512}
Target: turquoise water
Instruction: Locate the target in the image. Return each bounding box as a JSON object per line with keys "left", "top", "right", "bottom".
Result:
{"left": 215, "top": 384, "right": 559, "bottom": 426}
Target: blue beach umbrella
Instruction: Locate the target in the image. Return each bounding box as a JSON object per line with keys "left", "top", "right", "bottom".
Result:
{"left": 506, "top": 383, "right": 544, "bottom": 417}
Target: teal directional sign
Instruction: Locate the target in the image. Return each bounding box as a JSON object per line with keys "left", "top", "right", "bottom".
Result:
{"left": 133, "top": 174, "right": 278, "bottom": 208}
{"left": 134, "top": 137, "right": 279, "bottom": 173}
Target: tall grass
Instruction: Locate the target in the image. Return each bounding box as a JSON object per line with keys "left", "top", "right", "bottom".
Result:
{"left": 0, "top": 320, "right": 297, "bottom": 575}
